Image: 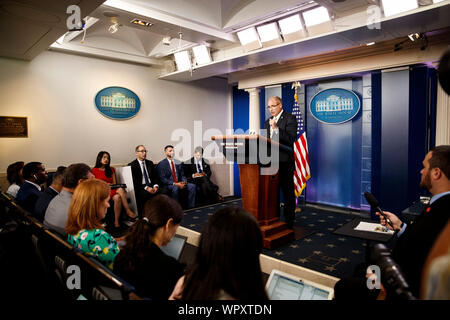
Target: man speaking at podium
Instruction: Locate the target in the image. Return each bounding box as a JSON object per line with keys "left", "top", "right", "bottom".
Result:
{"left": 264, "top": 96, "right": 298, "bottom": 229}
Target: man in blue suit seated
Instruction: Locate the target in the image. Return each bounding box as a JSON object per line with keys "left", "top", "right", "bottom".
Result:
{"left": 34, "top": 166, "right": 66, "bottom": 222}
{"left": 156, "top": 145, "right": 196, "bottom": 209}
{"left": 16, "top": 162, "right": 48, "bottom": 213}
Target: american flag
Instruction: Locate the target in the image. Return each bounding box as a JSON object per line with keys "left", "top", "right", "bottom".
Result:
{"left": 291, "top": 83, "right": 310, "bottom": 197}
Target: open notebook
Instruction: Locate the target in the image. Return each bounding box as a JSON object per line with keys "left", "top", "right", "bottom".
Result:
{"left": 160, "top": 234, "right": 187, "bottom": 261}
{"left": 266, "top": 269, "right": 334, "bottom": 300}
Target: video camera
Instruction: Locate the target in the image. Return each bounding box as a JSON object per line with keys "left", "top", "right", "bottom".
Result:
{"left": 370, "top": 243, "right": 416, "bottom": 300}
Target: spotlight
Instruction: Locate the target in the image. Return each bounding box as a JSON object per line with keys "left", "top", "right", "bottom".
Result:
{"left": 174, "top": 50, "right": 192, "bottom": 71}
{"left": 162, "top": 36, "right": 172, "bottom": 45}
{"left": 278, "top": 14, "right": 305, "bottom": 42}
{"left": 108, "top": 16, "right": 120, "bottom": 34}
{"left": 192, "top": 45, "right": 212, "bottom": 65}
{"left": 108, "top": 23, "right": 119, "bottom": 34}
{"left": 381, "top": 0, "right": 418, "bottom": 17}
{"left": 256, "top": 22, "right": 282, "bottom": 46}
{"left": 302, "top": 6, "right": 333, "bottom": 36}
{"left": 408, "top": 33, "right": 420, "bottom": 41}
{"left": 237, "top": 27, "right": 262, "bottom": 52}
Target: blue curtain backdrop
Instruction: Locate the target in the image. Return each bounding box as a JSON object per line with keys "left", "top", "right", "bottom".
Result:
{"left": 231, "top": 66, "right": 436, "bottom": 213}
{"left": 305, "top": 79, "right": 364, "bottom": 210}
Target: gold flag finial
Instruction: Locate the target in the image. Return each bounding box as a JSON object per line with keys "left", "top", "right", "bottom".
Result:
{"left": 292, "top": 81, "right": 301, "bottom": 103}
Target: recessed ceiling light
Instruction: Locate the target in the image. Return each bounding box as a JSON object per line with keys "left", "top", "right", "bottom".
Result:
{"left": 131, "top": 18, "right": 153, "bottom": 27}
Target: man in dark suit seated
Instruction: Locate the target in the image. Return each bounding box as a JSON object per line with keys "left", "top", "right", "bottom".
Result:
{"left": 156, "top": 145, "right": 196, "bottom": 209}
{"left": 34, "top": 166, "right": 66, "bottom": 222}
{"left": 335, "top": 145, "right": 450, "bottom": 299}
{"left": 128, "top": 144, "right": 160, "bottom": 216}
{"left": 184, "top": 146, "right": 223, "bottom": 206}
{"left": 16, "top": 162, "right": 48, "bottom": 213}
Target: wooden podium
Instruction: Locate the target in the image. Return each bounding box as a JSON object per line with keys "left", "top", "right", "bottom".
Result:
{"left": 212, "top": 134, "right": 294, "bottom": 249}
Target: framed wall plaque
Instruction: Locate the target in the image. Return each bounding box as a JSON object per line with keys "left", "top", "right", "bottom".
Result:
{"left": 0, "top": 116, "right": 28, "bottom": 137}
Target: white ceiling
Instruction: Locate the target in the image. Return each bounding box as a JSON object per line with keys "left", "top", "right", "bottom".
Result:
{"left": 1, "top": 0, "right": 449, "bottom": 81}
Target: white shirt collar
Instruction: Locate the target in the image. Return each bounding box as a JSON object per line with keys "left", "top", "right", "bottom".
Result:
{"left": 273, "top": 109, "right": 283, "bottom": 122}
{"left": 25, "top": 180, "right": 41, "bottom": 191}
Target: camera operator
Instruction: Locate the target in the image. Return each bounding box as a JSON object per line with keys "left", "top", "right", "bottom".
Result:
{"left": 335, "top": 146, "right": 450, "bottom": 299}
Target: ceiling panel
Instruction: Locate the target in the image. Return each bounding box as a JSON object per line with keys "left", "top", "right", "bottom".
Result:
{"left": 0, "top": 0, "right": 105, "bottom": 60}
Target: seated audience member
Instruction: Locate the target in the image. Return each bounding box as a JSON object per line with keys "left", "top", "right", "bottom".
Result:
{"left": 93, "top": 151, "right": 137, "bottom": 231}
{"left": 169, "top": 206, "right": 268, "bottom": 300}
{"left": 334, "top": 145, "right": 450, "bottom": 299}
{"left": 156, "top": 145, "right": 195, "bottom": 209}
{"left": 44, "top": 163, "right": 94, "bottom": 235}
{"left": 421, "top": 220, "right": 450, "bottom": 300}
{"left": 114, "top": 194, "right": 185, "bottom": 300}
{"left": 184, "top": 146, "right": 223, "bottom": 206}
{"left": 6, "top": 161, "right": 24, "bottom": 199}
{"left": 34, "top": 166, "right": 66, "bottom": 222}
{"left": 16, "top": 162, "right": 47, "bottom": 213}
{"left": 128, "top": 145, "right": 160, "bottom": 216}
{"left": 66, "top": 179, "right": 120, "bottom": 270}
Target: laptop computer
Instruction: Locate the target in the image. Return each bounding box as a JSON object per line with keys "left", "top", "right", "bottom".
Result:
{"left": 161, "top": 234, "right": 188, "bottom": 261}
{"left": 265, "top": 269, "right": 334, "bottom": 300}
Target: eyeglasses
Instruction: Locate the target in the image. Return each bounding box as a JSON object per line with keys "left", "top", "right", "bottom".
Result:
{"left": 137, "top": 150, "right": 147, "bottom": 153}
{"left": 267, "top": 103, "right": 280, "bottom": 109}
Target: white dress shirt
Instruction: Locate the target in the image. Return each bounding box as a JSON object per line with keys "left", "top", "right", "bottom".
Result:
{"left": 270, "top": 110, "right": 283, "bottom": 138}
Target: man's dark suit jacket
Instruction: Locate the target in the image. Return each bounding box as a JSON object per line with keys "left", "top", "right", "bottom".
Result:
{"left": 16, "top": 181, "right": 42, "bottom": 213}
{"left": 392, "top": 193, "right": 450, "bottom": 297}
{"left": 34, "top": 187, "right": 58, "bottom": 222}
{"left": 128, "top": 159, "right": 159, "bottom": 193}
{"left": 156, "top": 158, "right": 187, "bottom": 187}
{"left": 183, "top": 157, "right": 212, "bottom": 183}
{"left": 263, "top": 110, "right": 297, "bottom": 163}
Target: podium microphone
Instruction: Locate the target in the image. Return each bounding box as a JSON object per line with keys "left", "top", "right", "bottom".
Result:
{"left": 364, "top": 192, "right": 396, "bottom": 231}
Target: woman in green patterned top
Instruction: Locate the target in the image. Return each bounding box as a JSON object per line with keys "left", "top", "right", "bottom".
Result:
{"left": 65, "top": 179, "right": 120, "bottom": 270}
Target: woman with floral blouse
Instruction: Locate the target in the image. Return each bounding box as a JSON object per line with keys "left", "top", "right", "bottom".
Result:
{"left": 65, "top": 179, "right": 120, "bottom": 270}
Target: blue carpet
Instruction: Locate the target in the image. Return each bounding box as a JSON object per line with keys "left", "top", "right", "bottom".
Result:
{"left": 182, "top": 199, "right": 367, "bottom": 279}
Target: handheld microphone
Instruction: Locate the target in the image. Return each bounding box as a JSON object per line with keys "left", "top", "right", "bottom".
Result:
{"left": 364, "top": 192, "right": 396, "bottom": 231}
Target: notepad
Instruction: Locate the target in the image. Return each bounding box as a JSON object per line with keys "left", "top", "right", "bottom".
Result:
{"left": 354, "top": 221, "right": 394, "bottom": 234}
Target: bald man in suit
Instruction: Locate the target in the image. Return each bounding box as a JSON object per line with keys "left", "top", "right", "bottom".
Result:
{"left": 264, "top": 96, "right": 297, "bottom": 229}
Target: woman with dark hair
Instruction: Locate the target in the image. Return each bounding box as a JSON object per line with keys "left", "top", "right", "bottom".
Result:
{"left": 169, "top": 206, "right": 268, "bottom": 300}
{"left": 6, "top": 161, "right": 25, "bottom": 198}
{"left": 113, "top": 194, "right": 185, "bottom": 300}
{"left": 92, "top": 151, "right": 137, "bottom": 231}
{"left": 65, "top": 179, "right": 120, "bottom": 270}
